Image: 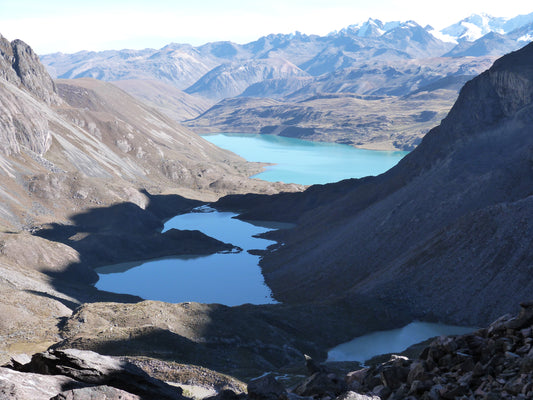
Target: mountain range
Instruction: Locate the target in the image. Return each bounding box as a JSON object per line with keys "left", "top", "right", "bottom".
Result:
{"left": 39, "top": 12, "right": 533, "bottom": 151}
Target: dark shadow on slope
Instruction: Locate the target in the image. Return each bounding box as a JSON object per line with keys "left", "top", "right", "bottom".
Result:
{"left": 31, "top": 191, "right": 234, "bottom": 307}
{"left": 24, "top": 289, "right": 80, "bottom": 310}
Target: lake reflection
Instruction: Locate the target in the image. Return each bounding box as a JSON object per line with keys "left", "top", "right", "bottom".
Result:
{"left": 95, "top": 207, "right": 286, "bottom": 306}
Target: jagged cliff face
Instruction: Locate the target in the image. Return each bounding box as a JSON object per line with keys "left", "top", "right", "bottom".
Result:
{"left": 258, "top": 42, "right": 533, "bottom": 325}
{"left": 0, "top": 35, "right": 60, "bottom": 106}
{"left": 0, "top": 35, "right": 61, "bottom": 156}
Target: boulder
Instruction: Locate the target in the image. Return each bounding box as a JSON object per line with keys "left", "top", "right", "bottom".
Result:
{"left": 247, "top": 373, "right": 287, "bottom": 400}
{"left": 292, "top": 372, "right": 347, "bottom": 398}
{"left": 335, "top": 391, "right": 380, "bottom": 400}
{"left": 50, "top": 386, "right": 141, "bottom": 400}
{"left": 504, "top": 301, "right": 533, "bottom": 330}
{"left": 16, "top": 348, "right": 185, "bottom": 400}
{"left": 0, "top": 366, "right": 84, "bottom": 400}
{"left": 205, "top": 389, "right": 247, "bottom": 400}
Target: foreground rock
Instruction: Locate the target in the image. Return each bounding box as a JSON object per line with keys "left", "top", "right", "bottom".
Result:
{"left": 333, "top": 301, "right": 533, "bottom": 399}
{"left": 4, "top": 348, "right": 186, "bottom": 400}
{"left": 243, "top": 302, "right": 533, "bottom": 400}
{"left": 3, "top": 303, "right": 533, "bottom": 399}
{"left": 50, "top": 298, "right": 412, "bottom": 380}
{"left": 0, "top": 367, "right": 85, "bottom": 400}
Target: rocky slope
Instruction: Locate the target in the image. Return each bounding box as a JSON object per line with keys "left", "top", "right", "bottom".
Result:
{"left": 45, "top": 297, "right": 411, "bottom": 380}
{"left": 113, "top": 79, "right": 213, "bottom": 121}
{"left": 0, "top": 33, "right": 301, "bottom": 365}
{"left": 246, "top": 302, "right": 533, "bottom": 400}
{"left": 4, "top": 302, "right": 533, "bottom": 399}
{"left": 184, "top": 58, "right": 309, "bottom": 102}
{"left": 186, "top": 91, "right": 455, "bottom": 151}
{"left": 214, "top": 41, "right": 533, "bottom": 328}
{"left": 0, "top": 33, "right": 291, "bottom": 230}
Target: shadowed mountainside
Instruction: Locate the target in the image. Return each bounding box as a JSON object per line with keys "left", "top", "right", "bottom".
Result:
{"left": 216, "top": 42, "right": 533, "bottom": 327}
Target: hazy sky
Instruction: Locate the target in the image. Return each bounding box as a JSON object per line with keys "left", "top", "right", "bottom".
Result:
{"left": 1, "top": 0, "right": 532, "bottom": 54}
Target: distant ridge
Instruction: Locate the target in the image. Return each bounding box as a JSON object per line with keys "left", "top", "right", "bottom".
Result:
{"left": 40, "top": 12, "right": 533, "bottom": 150}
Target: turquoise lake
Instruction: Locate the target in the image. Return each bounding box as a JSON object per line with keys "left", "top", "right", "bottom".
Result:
{"left": 203, "top": 133, "right": 408, "bottom": 185}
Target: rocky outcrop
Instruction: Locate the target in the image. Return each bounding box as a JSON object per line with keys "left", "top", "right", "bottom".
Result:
{"left": 0, "top": 34, "right": 59, "bottom": 156}
{"left": 238, "top": 303, "right": 533, "bottom": 400}
{"left": 247, "top": 374, "right": 287, "bottom": 400}
{"left": 0, "top": 34, "right": 60, "bottom": 105}
{"left": 51, "top": 386, "right": 142, "bottom": 400}
{"left": 0, "top": 366, "right": 86, "bottom": 400}
{"left": 3, "top": 348, "right": 186, "bottom": 400}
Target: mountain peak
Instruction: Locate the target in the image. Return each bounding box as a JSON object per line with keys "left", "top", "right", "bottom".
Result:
{"left": 334, "top": 18, "right": 423, "bottom": 39}
{"left": 439, "top": 12, "right": 533, "bottom": 43}
{"left": 0, "top": 34, "right": 60, "bottom": 105}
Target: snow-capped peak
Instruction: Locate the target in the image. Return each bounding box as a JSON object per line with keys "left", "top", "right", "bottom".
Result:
{"left": 440, "top": 13, "right": 512, "bottom": 42}
{"left": 332, "top": 18, "right": 422, "bottom": 38}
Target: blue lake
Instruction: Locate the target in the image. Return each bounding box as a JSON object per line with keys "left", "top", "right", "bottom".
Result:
{"left": 96, "top": 135, "right": 408, "bottom": 305}
{"left": 328, "top": 322, "right": 475, "bottom": 363}
{"left": 95, "top": 206, "right": 286, "bottom": 306}
{"left": 203, "top": 133, "right": 408, "bottom": 185}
